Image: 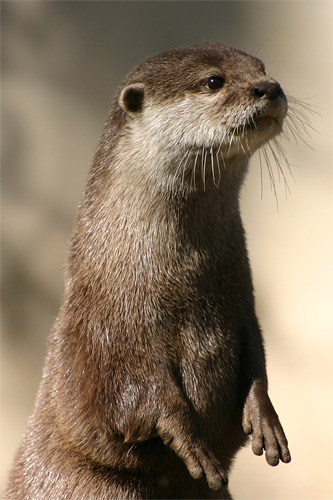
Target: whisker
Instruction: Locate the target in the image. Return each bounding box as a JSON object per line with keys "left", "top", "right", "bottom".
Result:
{"left": 182, "top": 149, "right": 193, "bottom": 189}
{"left": 174, "top": 149, "right": 191, "bottom": 191}
{"left": 268, "top": 141, "right": 291, "bottom": 199}
{"left": 258, "top": 149, "right": 264, "bottom": 200}
{"left": 202, "top": 148, "right": 207, "bottom": 191}
{"left": 211, "top": 147, "right": 221, "bottom": 188}
{"left": 262, "top": 144, "right": 279, "bottom": 211}
{"left": 227, "top": 128, "right": 236, "bottom": 159}
{"left": 174, "top": 149, "right": 187, "bottom": 179}
{"left": 272, "top": 138, "right": 295, "bottom": 182}
{"left": 210, "top": 147, "right": 215, "bottom": 185}
{"left": 283, "top": 94, "right": 318, "bottom": 150}
{"left": 191, "top": 149, "right": 200, "bottom": 191}
{"left": 215, "top": 151, "right": 222, "bottom": 186}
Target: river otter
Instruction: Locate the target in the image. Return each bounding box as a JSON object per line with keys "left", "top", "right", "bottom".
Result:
{"left": 5, "top": 42, "right": 292, "bottom": 499}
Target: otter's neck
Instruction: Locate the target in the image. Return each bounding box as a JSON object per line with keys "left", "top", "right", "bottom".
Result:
{"left": 88, "top": 136, "right": 249, "bottom": 216}
{"left": 74, "top": 145, "right": 249, "bottom": 280}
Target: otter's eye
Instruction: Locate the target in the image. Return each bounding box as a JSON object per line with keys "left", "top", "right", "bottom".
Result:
{"left": 206, "top": 76, "right": 225, "bottom": 90}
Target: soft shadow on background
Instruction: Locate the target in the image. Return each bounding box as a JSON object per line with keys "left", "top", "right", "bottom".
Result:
{"left": 1, "top": 1, "right": 332, "bottom": 498}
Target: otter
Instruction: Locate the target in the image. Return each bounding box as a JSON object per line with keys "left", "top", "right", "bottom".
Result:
{"left": 5, "top": 43, "right": 292, "bottom": 499}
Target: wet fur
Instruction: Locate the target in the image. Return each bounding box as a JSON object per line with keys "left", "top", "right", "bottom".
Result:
{"left": 4, "top": 43, "right": 297, "bottom": 500}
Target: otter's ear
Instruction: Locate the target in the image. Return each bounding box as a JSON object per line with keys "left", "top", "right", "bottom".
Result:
{"left": 119, "top": 83, "right": 145, "bottom": 114}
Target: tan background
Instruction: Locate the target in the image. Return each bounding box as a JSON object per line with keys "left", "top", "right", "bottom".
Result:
{"left": 1, "top": 1, "right": 332, "bottom": 498}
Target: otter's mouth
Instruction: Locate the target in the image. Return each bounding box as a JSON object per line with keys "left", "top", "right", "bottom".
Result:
{"left": 226, "top": 105, "right": 286, "bottom": 152}
{"left": 229, "top": 110, "right": 283, "bottom": 138}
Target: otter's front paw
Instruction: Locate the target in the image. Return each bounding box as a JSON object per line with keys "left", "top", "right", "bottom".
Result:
{"left": 176, "top": 437, "right": 228, "bottom": 491}
{"left": 157, "top": 417, "right": 228, "bottom": 490}
{"left": 242, "top": 387, "right": 291, "bottom": 466}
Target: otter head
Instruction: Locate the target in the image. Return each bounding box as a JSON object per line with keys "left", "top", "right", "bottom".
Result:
{"left": 118, "top": 43, "right": 287, "bottom": 162}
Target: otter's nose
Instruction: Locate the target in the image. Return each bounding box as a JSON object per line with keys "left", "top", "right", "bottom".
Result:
{"left": 252, "top": 81, "right": 284, "bottom": 101}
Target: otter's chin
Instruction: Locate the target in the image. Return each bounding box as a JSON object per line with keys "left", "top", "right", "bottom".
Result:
{"left": 238, "top": 118, "right": 283, "bottom": 154}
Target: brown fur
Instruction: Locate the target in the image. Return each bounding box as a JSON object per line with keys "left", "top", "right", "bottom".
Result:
{"left": 5, "top": 43, "right": 291, "bottom": 500}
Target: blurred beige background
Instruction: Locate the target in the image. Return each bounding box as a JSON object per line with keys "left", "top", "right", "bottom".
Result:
{"left": 1, "top": 1, "right": 332, "bottom": 498}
